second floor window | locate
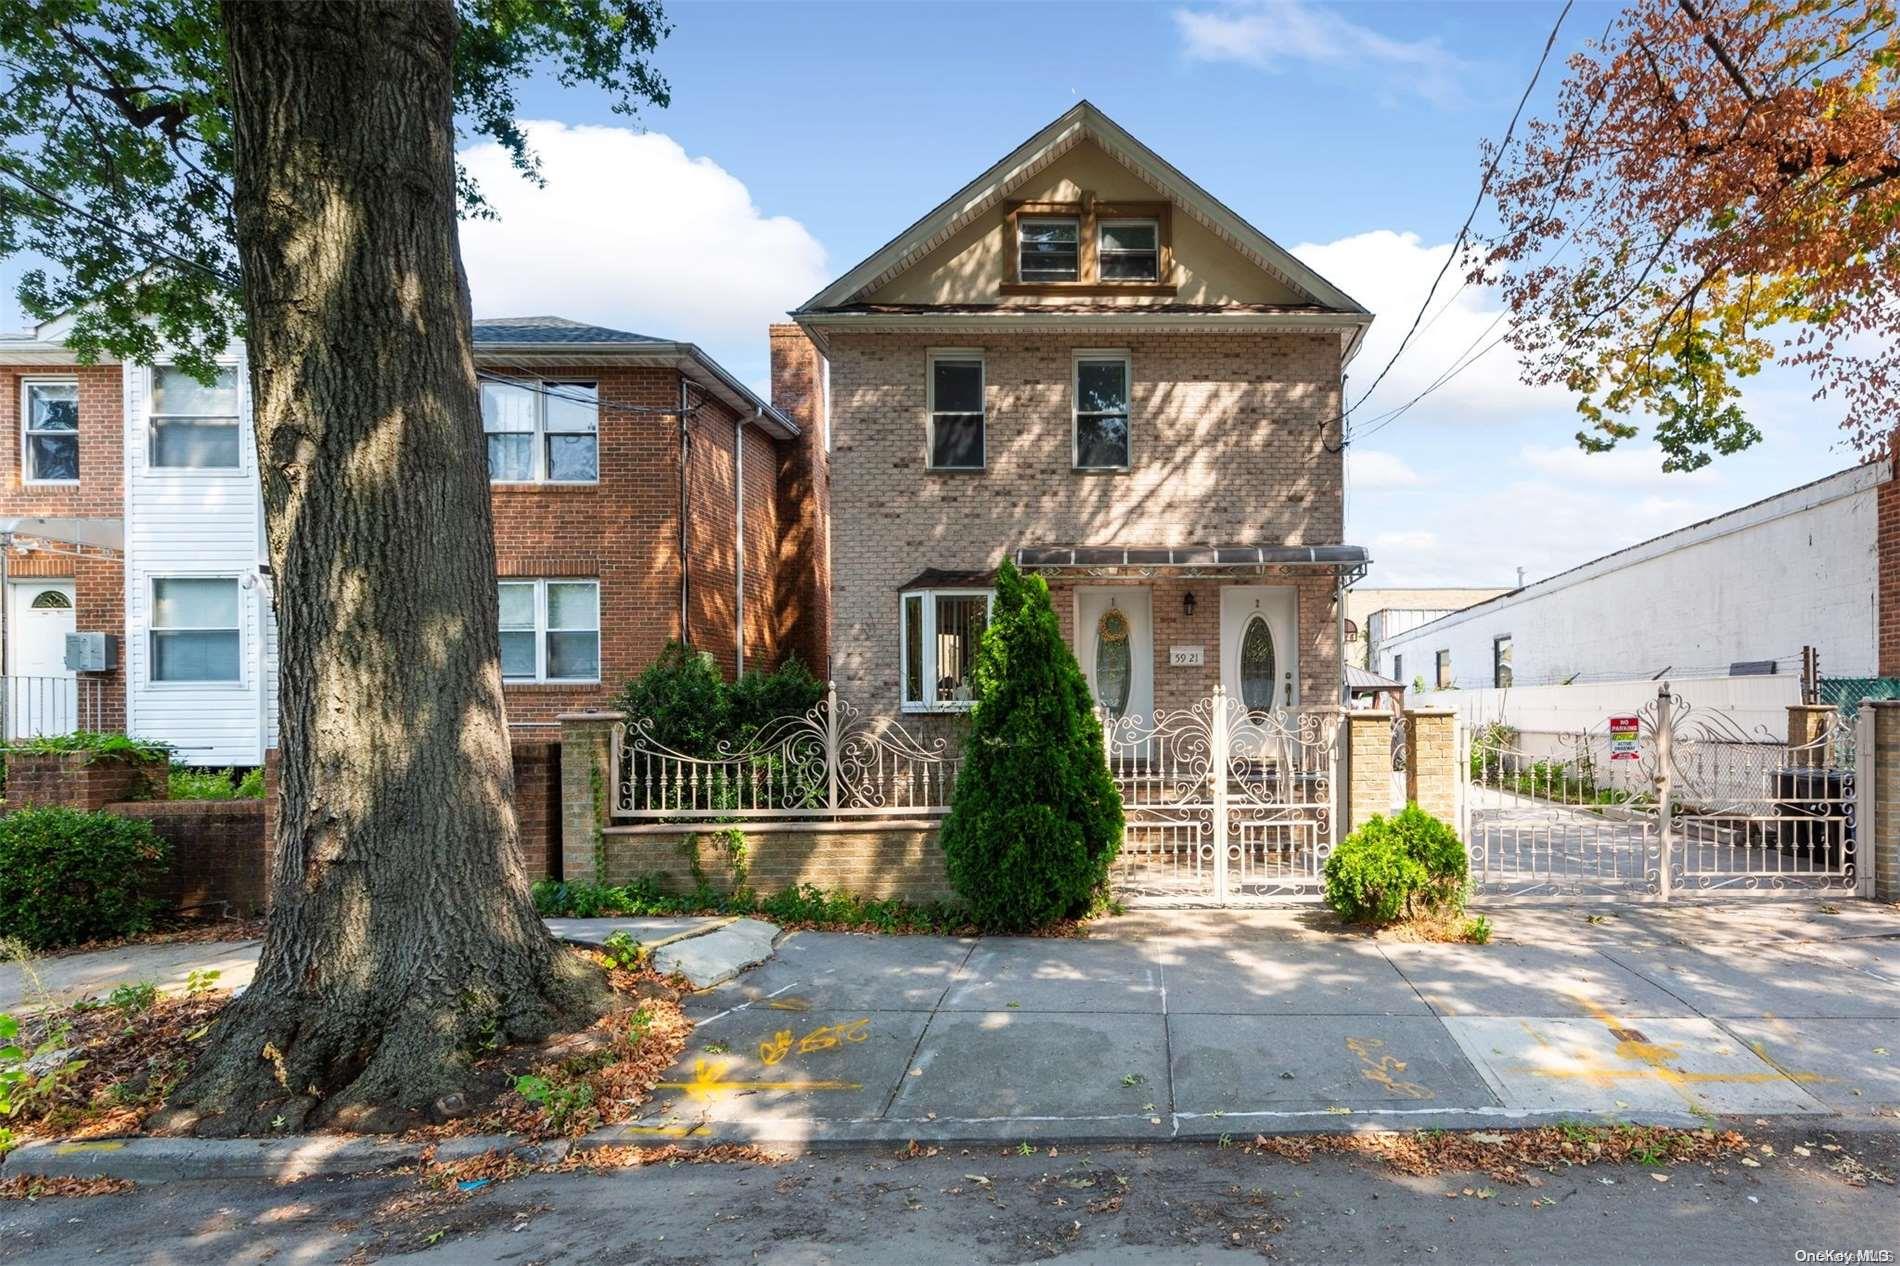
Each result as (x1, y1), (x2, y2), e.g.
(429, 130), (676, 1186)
(902, 588), (991, 711)
(1018, 218), (1079, 281)
(482, 379), (599, 483)
(151, 577), (240, 683)
(1074, 354), (1130, 470)
(928, 353), (984, 469)
(151, 367), (240, 469)
(499, 578), (601, 682)
(23, 380), (79, 482)
(1099, 221), (1159, 280)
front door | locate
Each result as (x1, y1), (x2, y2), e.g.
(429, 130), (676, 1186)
(1076, 587), (1153, 727)
(1219, 585), (1298, 717)
(6, 581), (77, 738)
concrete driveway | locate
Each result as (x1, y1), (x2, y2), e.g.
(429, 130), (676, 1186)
(626, 900), (1900, 1146)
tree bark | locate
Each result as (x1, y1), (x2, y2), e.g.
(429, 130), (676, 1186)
(167, 0), (610, 1132)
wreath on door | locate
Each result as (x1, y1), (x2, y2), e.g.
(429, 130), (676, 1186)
(1097, 607), (1129, 645)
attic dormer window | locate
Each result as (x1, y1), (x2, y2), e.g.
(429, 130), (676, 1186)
(1100, 221), (1159, 280)
(1018, 218), (1079, 282)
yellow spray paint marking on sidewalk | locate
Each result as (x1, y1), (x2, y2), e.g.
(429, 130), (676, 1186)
(759, 1018), (871, 1066)
(1346, 1036), (1434, 1099)
(657, 1058), (862, 1100)
(1527, 996), (1829, 1098)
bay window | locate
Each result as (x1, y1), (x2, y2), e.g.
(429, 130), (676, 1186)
(482, 378), (598, 483)
(499, 579), (600, 683)
(901, 588), (992, 711)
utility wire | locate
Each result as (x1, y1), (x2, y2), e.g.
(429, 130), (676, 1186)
(1322, 0), (1574, 452)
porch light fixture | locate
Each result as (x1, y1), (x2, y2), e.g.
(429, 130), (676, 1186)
(1182, 590), (1196, 618)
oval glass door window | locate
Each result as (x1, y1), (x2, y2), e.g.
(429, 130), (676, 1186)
(1238, 614), (1276, 714)
(1094, 608), (1132, 717)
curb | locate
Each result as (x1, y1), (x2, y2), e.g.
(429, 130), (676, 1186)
(1, 1133), (567, 1185)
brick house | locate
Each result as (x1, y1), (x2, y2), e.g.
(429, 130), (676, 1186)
(783, 101), (1370, 735)
(0, 313), (828, 762)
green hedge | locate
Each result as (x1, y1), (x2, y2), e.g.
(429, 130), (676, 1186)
(0, 807), (170, 948)
(1322, 803), (1467, 925)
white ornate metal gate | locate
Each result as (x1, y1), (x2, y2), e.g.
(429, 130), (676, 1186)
(1104, 687), (1338, 904)
(1460, 686), (1863, 899)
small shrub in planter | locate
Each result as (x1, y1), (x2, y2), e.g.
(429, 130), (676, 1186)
(1322, 803), (1468, 926)
(940, 561), (1123, 931)
(0, 807), (170, 948)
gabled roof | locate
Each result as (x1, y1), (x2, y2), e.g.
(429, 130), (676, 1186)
(798, 100), (1370, 324)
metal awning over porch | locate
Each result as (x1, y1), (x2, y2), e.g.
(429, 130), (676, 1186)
(1014, 543), (1369, 585)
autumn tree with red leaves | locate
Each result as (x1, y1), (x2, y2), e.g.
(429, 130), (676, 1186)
(1483, 0), (1898, 470)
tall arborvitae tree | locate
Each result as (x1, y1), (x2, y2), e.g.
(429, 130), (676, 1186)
(0, 0), (671, 1129)
(940, 561), (1123, 931)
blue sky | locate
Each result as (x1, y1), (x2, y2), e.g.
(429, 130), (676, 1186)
(1, 0), (1868, 587)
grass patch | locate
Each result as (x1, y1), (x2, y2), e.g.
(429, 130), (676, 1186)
(166, 767), (264, 801)
(531, 877), (1077, 937)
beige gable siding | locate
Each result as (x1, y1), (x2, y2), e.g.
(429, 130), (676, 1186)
(863, 140), (1309, 308)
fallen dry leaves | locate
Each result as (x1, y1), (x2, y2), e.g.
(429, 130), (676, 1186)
(0, 1175), (134, 1200)
(1242, 1125), (1749, 1184)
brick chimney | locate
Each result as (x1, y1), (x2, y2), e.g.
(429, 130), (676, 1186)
(771, 323), (830, 677)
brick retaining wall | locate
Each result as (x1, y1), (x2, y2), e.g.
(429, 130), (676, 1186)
(599, 822), (952, 901)
(107, 799), (269, 916)
(7, 751), (167, 810)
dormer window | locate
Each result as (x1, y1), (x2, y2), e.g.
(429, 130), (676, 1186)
(1099, 221), (1159, 281)
(1018, 218), (1079, 282)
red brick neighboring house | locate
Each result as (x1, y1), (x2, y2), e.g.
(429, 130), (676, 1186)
(0, 313), (829, 758)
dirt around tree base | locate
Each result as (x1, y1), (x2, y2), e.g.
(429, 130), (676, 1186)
(10, 946), (689, 1148)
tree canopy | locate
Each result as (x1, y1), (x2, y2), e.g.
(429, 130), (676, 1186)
(1483, 0), (1899, 470)
(0, 0), (670, 374)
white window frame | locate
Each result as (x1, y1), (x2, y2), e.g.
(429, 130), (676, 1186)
(1017, 216), (1080, 282)
(1072, 349), (1132, 472)
(925, 349), (985, 471)
(483, 378), (600, 485)
(1435, 649), (1452, 690)
(20, 376), (80, 486)
(1098, 218), (1160, 282)
(147, 574), (245, 688)
(1493, 635), (1514, 689)
(499, 578), (601, 684)
(148, 363), (243, 472)
(900, 587), (994, 713)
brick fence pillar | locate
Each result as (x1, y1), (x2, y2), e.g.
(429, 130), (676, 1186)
(558, 711), (619, 886)
(1787, 704), (1837, 767)
(1344, 710), (1396, 834)
(1404, 708), (1458, 824)
(1869, 702), (1900, 901)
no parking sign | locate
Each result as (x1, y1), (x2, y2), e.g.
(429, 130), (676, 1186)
(1608, 715), (1640, 759)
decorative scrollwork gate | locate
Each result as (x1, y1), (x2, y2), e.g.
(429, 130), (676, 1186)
(1103, 686), (1338, 904)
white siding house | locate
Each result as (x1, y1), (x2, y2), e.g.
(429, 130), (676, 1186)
(121, 356), (276, 766)
(1379, 462), (1885, 732)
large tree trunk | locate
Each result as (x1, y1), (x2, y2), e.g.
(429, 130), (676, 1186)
(166, 0), (610, 1134)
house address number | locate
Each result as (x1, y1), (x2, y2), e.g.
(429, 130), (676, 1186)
(1169, 644), (1205, 667)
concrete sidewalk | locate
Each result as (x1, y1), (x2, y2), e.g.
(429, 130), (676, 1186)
(627, 900), (1900, 1146)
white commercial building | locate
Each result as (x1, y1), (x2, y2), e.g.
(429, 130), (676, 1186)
(1378, 463), (1886, 736)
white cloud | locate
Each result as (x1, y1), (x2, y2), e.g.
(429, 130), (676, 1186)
(1518, 443), (1723, 488)
(456, 122), (829, 384)
(1175, 1), (1467, 107)
(1348, 449), (1425, 489)
(1292, 229), (1545, 429)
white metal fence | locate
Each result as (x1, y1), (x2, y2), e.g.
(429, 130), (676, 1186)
(1, 675), (105, 741)
(1460, 685), (1862, 898)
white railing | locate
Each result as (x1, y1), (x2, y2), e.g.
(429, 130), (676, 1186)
(1, 675), (106, 741)
(612, 683), (960, 822)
